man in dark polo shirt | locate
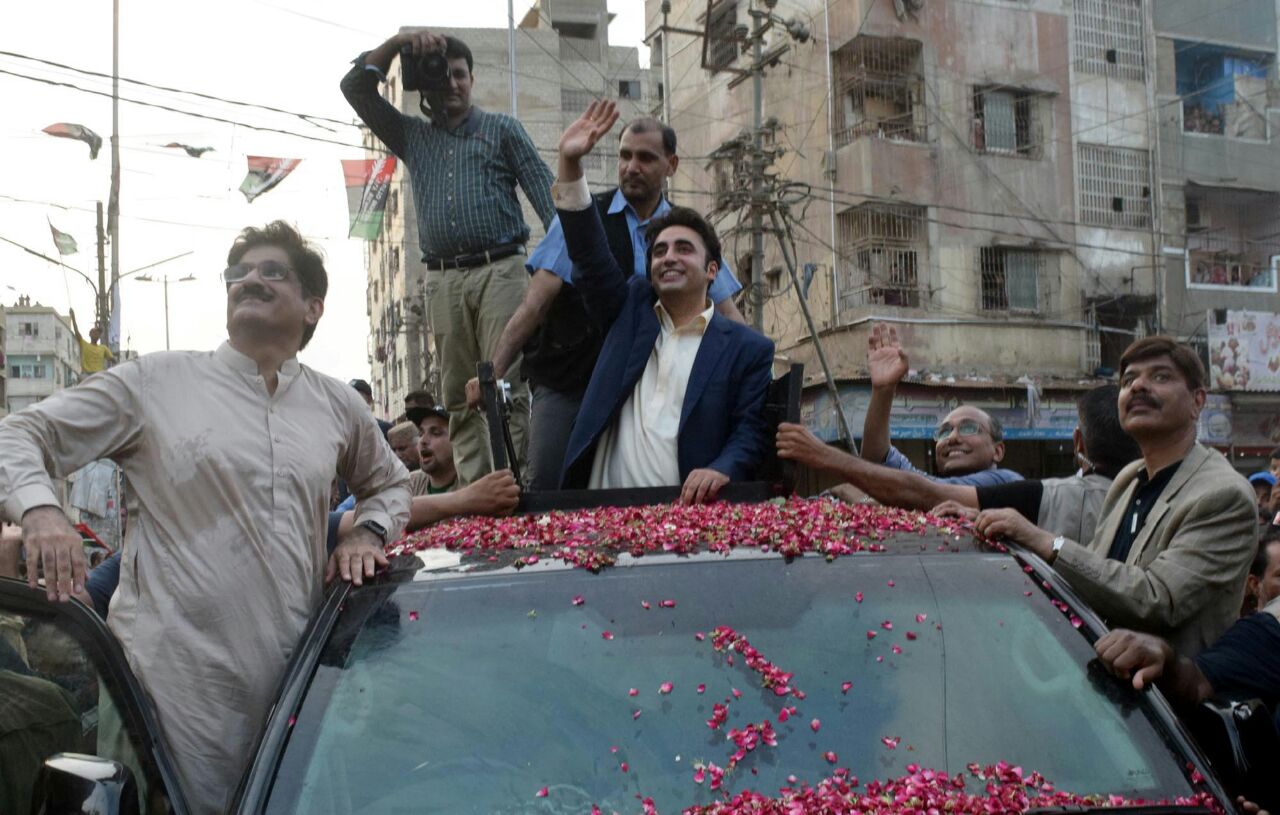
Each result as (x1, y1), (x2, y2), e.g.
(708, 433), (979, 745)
(976, 337), (1258, 656)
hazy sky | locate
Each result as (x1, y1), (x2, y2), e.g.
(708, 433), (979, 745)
(0, 0), (646, 379)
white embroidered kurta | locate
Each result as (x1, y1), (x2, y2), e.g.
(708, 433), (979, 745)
(0, 342), (411, 814)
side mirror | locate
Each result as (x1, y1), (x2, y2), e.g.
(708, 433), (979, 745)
(33, 753), (140, 815)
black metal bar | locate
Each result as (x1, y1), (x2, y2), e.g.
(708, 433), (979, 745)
(476, 361), (509, 472)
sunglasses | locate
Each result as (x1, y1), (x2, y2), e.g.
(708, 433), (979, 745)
(933, 419), (987, 442)
(223, 259), (293, 286)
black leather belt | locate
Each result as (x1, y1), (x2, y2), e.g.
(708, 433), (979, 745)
(424, 243), (525, 270)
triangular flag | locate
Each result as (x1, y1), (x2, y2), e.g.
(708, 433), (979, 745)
(42, 123), (103, 159)
(342, 157), (397, 240)
(239, 156), (302, 203)
(48, 222), (78, 255)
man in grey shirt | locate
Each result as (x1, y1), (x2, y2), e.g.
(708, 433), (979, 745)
(0, 221), (411, 814)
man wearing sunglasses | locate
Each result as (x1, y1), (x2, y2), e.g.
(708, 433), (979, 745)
(0, 220), (412, 814)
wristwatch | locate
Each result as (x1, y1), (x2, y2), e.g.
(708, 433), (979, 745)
(1050, 535), (1066, 563)
(357, 520), (388, 545)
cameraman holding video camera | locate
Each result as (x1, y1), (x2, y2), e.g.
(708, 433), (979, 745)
(341, 30), (555, 485)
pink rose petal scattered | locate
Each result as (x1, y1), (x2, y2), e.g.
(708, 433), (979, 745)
(408, 611), (419, 621)
(823, 751), (838, 764)
(697, 683), (706, 694)
(810, 718), (821, 732)
(601, 630), (614, 640)
(571, 595), (585, 606)
(841, 681), (853, 694)
(855, 591), (864, 603)
(882, 736), (901, 749)
(632, 709), (642, 720)
(535, 786), (548, 798)
(1069, 615), (1083, 629)
(659, 682), (674, 694)
(659, 599), (676, 608)
(891, 644), (904, 655)
(915, 613), (927, 623)
(880, 620), (893, 630)
(629, 688), (638, 696)
(866, 630), (877, 640)
(641, 600), (651, 609)
(906, 631), (918, 640)
(695, 631), (706, 641)
(887, 580), (896, 587)
(620, 762), (629, 773)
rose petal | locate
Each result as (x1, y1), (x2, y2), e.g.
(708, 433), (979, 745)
(601, 630), (614, 640)
(629, 688), (638, 697)
(906, 631), (918, 640)
(855, 591), (864, 603)
(697, 683), (706, 694)
(810, 718), (821, 732)
(408, 611), (419, 621)
(882, 736), (901, 749)
(891, 644), (903, 654)
(620, 762), (629, 772)
(866, 630), (877, 640)
(915, 613), (927, 623)
(572, 595), (585, 606)
(659, 682), (674, 694)
(535, 786), (548, 798)
(881, 620), (893, 630)
(823, 751), (838, 764)
(841, 681), (853, 694)
(887, 580), (896, 587)
(632, 709), (641, 720)
(659, 600), (676, 608)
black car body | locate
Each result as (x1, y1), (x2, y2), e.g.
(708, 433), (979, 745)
(0, 505), (1236, 814)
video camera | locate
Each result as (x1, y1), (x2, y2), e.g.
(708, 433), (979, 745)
(399, 45), (451, 93)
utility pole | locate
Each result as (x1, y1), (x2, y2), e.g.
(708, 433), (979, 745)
(661, 1), (673, 123)
(108, 0), (121, 343)
(507, 0), (518, 117)
(96, 202), (108, 334)
(134, 273), (196, 350)
(748, 3), (766, 332)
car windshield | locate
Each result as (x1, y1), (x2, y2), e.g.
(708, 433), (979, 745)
(264, 547), (1194, 814)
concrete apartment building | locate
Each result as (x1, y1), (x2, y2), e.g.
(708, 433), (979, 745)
(359, 0), (651, 421)
(648, 0), (1280, 474)
(4, 296), (80, 415)
(0, 305), (6, 420)
(1151, 0), (1280, 468)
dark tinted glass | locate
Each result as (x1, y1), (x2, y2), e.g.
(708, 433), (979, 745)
(265, 551), (1193, 814)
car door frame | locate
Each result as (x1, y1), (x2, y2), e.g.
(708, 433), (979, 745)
(0, 575), (193, 814)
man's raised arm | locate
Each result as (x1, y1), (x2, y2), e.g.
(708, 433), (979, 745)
(340, 30), (447, 159)
(553, 100), (628, 331)
(861, 323), (909, 464)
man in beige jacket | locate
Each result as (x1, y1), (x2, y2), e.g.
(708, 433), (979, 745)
(977, 336), (1257, 657)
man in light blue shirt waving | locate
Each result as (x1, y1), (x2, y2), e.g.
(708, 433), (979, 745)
(465, 117), (745, 490)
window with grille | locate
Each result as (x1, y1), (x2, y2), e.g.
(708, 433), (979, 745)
(1073, 0), (1145, 82)
(832, 36), (926, 147)
(979, 247), (1043, 312)
(973, 87), (1038, 157)
(561, 89), (595, 119)
(706, 1), (739, 72)
(618, 80), (642, 100)
(1077, 143), (1152, 229)
(18, 322), (37, 337)
(836, 203), (927, 312)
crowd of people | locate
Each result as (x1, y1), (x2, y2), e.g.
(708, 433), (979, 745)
(0, 28), (1275, 815)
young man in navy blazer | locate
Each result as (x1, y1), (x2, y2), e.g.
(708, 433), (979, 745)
(552, 101), (775, 503)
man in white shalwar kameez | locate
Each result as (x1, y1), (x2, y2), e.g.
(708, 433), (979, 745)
(0, 220), (411, 814)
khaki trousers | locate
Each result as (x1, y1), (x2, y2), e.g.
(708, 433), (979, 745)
(425, 253), (530, 485)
